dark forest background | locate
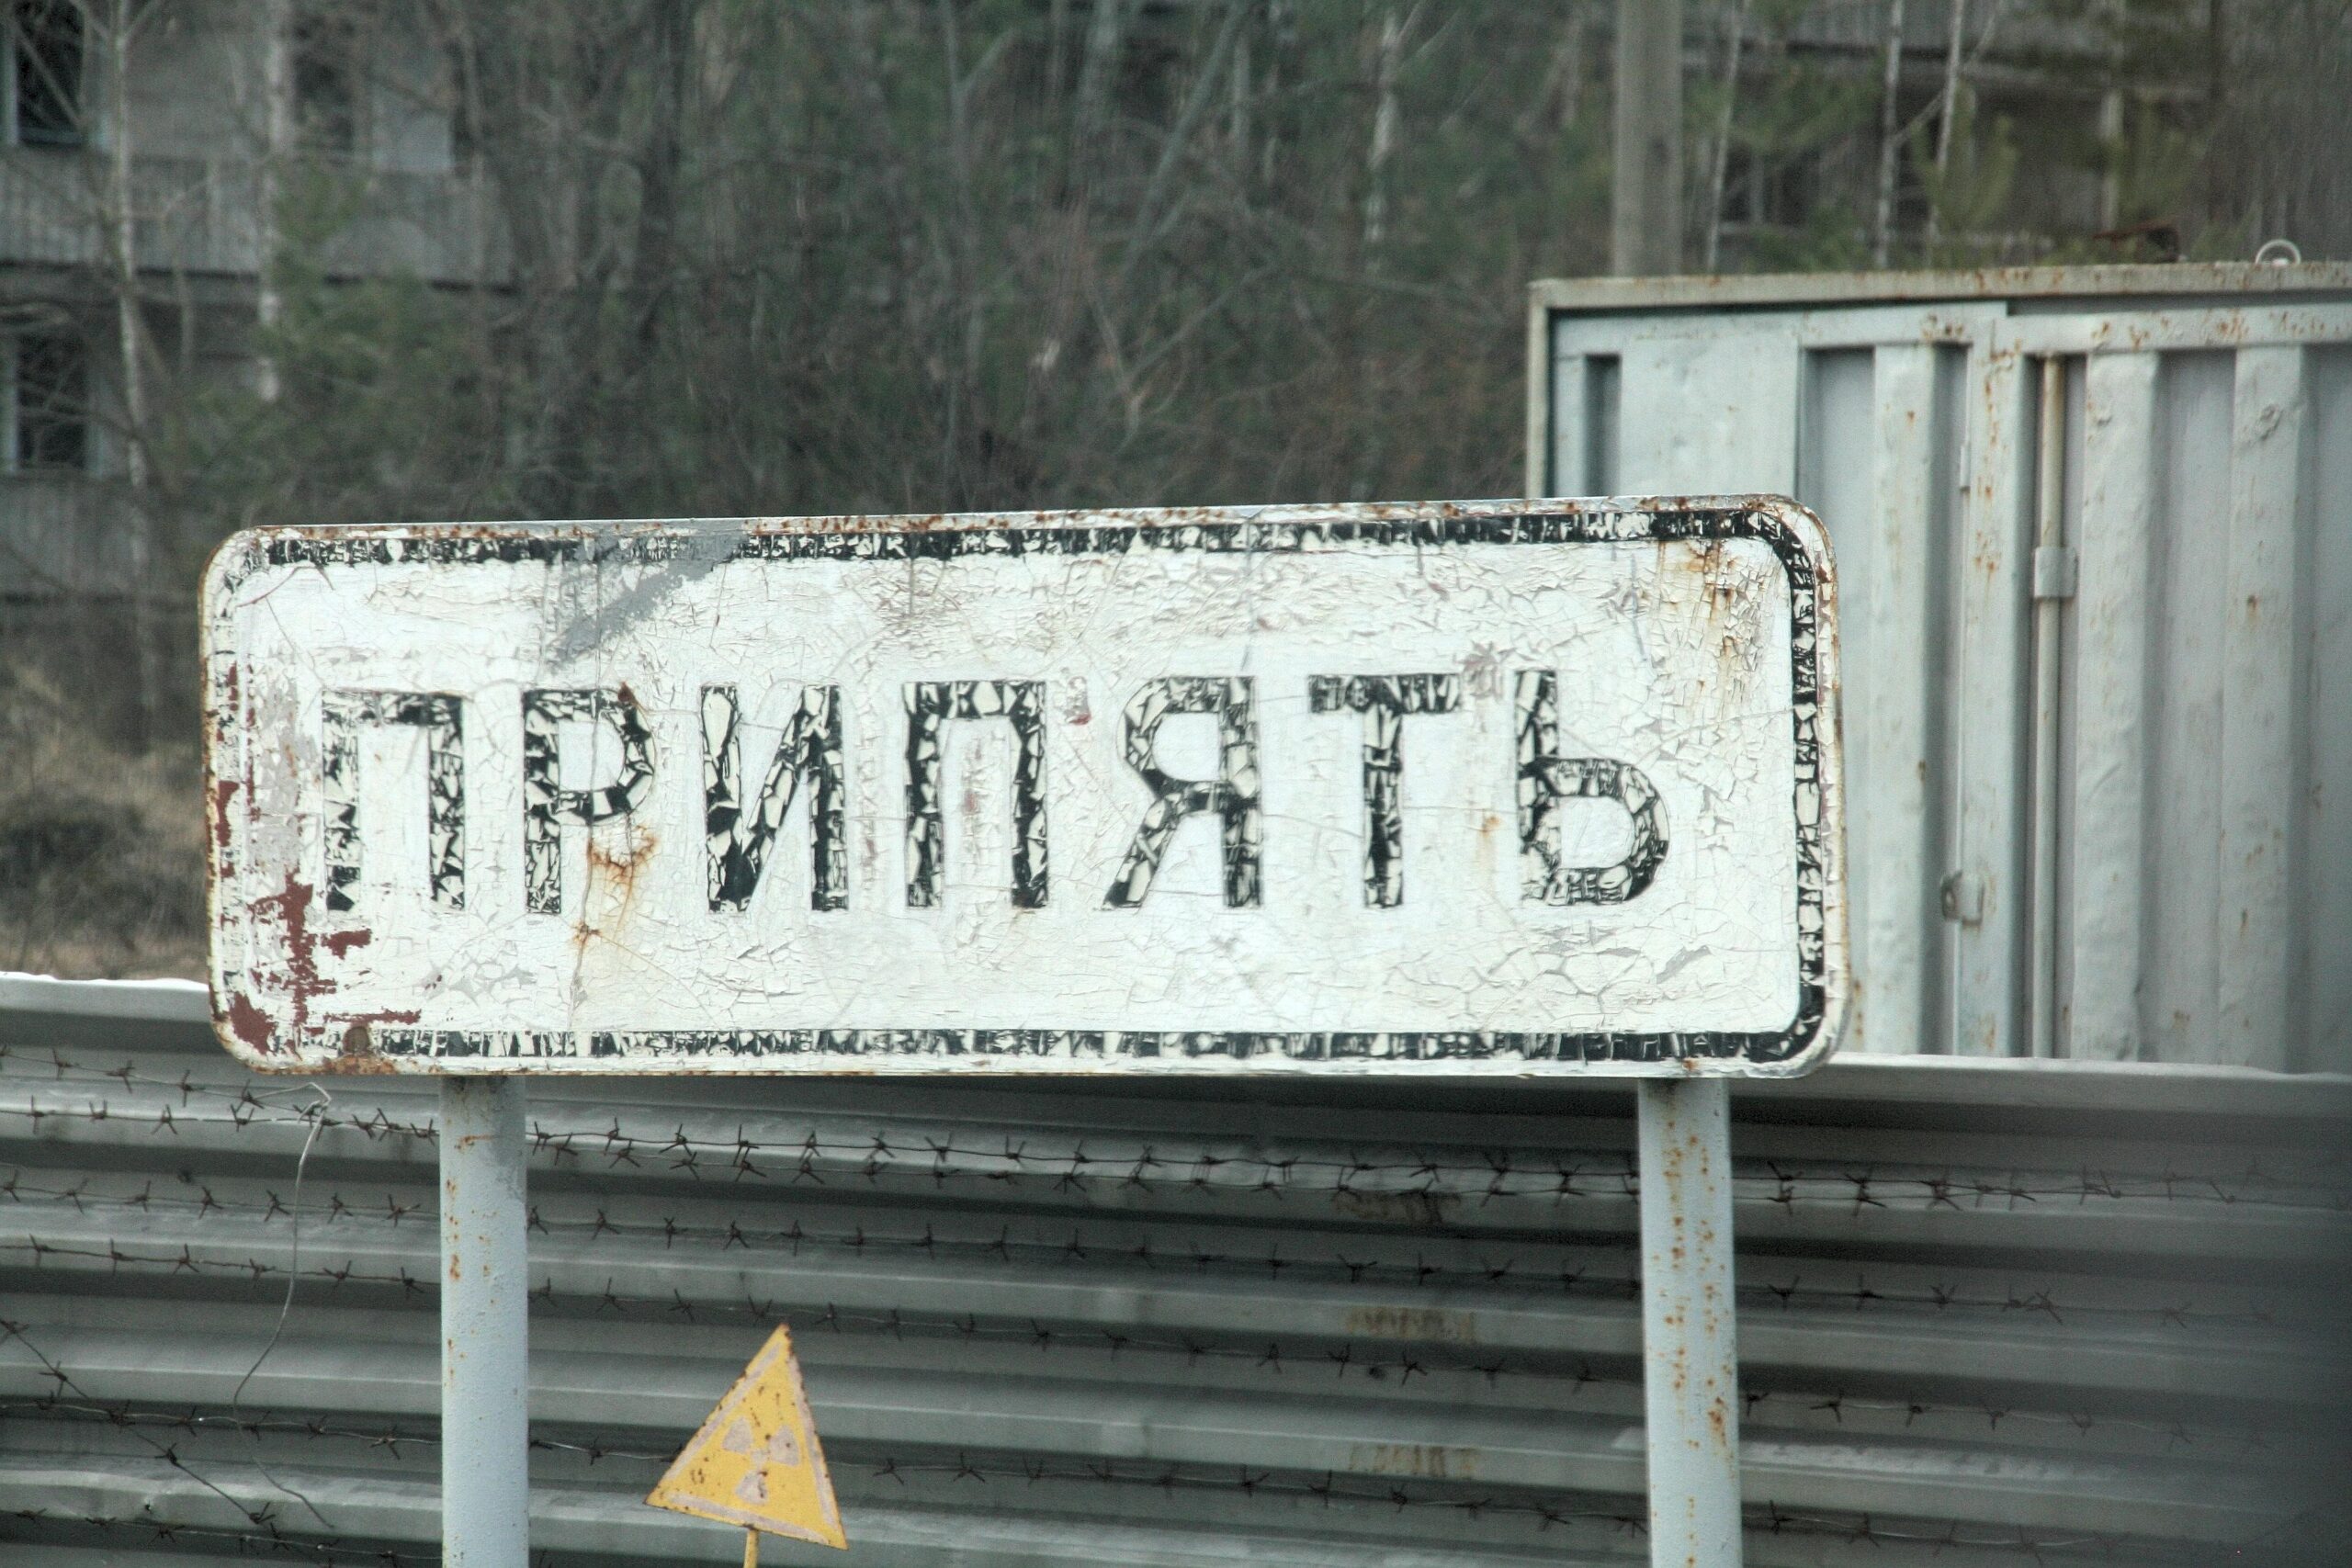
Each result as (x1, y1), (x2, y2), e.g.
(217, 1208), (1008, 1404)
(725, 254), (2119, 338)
(4, 0), (2348, 976)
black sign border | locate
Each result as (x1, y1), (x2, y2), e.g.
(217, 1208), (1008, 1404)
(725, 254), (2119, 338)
(207, 502), (1836, 1074)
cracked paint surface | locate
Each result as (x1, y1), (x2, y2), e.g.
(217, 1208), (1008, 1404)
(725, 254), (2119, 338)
(704, 682), (847, 912)
(322, 690), (465, 911)
(904, 680), (1046, 909)
(201, 499), (1847, 1076)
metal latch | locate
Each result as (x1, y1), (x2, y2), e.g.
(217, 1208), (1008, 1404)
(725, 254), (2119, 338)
(1939, 870), (1984, 925)
(2032, 545), (2078, 601)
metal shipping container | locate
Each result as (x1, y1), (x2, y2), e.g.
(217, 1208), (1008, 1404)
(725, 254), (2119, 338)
(1530, 264), (2352, 1070)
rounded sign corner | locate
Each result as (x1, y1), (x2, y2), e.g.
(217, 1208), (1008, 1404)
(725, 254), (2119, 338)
(1758, 990), (1849, 1079)
(1746, 494), (1839, 591)
(199, 527), (279, 611)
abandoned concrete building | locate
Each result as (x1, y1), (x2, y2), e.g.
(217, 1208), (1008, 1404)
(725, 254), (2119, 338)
(1, 0), (502, 736)
(0, 0), (2168, 744)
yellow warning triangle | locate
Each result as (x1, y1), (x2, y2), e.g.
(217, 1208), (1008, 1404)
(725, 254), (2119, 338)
(646, 1325), (847, 1550)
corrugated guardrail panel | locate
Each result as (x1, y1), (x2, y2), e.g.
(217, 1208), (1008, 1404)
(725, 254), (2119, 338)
(2, 980), (2346, 1567)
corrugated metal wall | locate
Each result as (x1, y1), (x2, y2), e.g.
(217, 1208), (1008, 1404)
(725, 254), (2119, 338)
(4, 976), (2346, 1565)
(1531, 265), (2352, 1069)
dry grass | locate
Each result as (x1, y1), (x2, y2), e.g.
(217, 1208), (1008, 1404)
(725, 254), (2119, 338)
(0, 665), (206, 980)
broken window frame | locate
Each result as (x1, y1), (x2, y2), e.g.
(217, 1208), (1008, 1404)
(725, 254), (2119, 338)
(6, 331), (91, 474)
(291, 4), (362, 158)
(7, 0), (85, 149)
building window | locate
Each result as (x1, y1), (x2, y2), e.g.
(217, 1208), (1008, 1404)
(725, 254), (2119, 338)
(447, 43), (477, 170)
(292, 7), (358, 155)
(9, 0), (84, 147)
(10, 333), (88, 472)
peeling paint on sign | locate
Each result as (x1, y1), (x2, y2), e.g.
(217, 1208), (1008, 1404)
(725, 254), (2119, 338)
(645, 1325), (845, 1550)
(202, 499), (1847, 1076)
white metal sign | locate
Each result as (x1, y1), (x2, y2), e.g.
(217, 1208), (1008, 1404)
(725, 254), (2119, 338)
(203, 499), (1844, 1075)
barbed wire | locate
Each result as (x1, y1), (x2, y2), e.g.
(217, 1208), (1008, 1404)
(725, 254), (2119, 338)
(11, 1043), (2351, 1206)
(5, 1507), (430, 1566)
(11, 1386), (2253, 1472)
(2, 1132), (2324, 1336)
(4, 1055), (2346, 1218)
(0, 1395), (2165, 1560)
(2, 1044), (2335, 1567)
(0, 1170), (2314, 1337)
(0, 1276), (2297, 1459)
(4, 1389), (2239, 1564)
(0, 1319), (295, 1536)
(3, 1299), (2303, 1568)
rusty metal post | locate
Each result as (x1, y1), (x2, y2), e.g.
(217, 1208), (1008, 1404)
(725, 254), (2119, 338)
(441, 1077), (529, 1566)
(1637, 1078), (1742, 1566)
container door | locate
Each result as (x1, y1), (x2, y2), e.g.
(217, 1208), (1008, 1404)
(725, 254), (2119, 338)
(1549, 306), (2001, 1059)
(1980, 306), (2352, 1071)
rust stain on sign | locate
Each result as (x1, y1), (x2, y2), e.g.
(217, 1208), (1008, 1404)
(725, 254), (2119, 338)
(579, 824), (660, 950)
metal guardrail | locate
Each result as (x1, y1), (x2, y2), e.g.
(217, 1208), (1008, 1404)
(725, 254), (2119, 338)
(1, 974), (2346, 1565)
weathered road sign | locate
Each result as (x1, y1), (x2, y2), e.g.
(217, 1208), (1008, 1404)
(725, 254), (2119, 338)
(204, 499), (1845, 1076)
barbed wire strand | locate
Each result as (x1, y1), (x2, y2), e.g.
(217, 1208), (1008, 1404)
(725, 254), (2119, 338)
(0, 1167), (2314, 1335)
(4, 1047), (2345, 1214)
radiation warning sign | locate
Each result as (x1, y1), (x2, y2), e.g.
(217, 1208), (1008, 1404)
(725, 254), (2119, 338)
(647, 1325), (845, 1551)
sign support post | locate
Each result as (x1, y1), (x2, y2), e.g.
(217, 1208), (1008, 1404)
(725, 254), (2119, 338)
(1637, 1077), (1743, 1567)
(439, 1077), (531, 1568)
